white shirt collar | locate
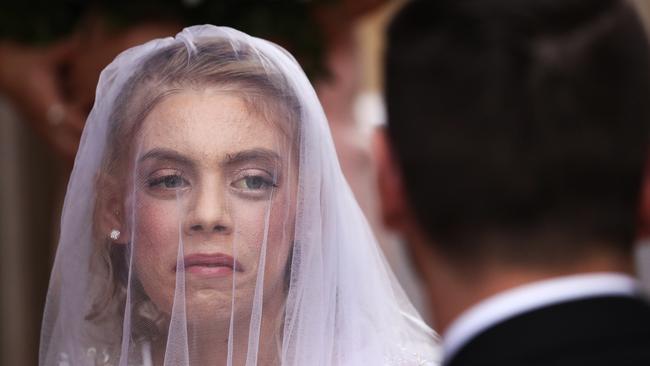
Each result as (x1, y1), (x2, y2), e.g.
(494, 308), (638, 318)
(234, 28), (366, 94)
(442, 272), (639, 362)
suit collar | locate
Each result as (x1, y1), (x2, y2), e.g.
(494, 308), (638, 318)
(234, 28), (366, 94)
(442, 272), (639, 363)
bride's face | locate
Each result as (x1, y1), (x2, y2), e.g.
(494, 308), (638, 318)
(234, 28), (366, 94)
(129, 88), (296, 323)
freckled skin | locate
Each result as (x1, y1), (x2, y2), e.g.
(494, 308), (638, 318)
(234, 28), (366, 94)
(130, 89), (296, 324)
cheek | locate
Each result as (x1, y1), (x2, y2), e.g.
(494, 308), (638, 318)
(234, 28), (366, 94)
(268, 194), (295, 251)
(135, 196), (182, 253)
(230, 199), (272, 251)
(132, 193), (182, 302)
(230, 191), (294, 270)
(267, 198), (294, 281)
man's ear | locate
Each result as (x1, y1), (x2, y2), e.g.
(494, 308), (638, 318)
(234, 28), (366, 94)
(95, 173), (129, 245)
(373, 127), (412, 233)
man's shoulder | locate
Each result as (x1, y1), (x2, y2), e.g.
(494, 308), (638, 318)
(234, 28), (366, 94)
(447, 295), (650, 366)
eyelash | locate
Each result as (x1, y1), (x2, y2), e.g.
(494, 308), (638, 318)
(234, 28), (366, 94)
(144, 170), (278, 195)
(231, 173), (278, 191)
(147, 173), (189, 189)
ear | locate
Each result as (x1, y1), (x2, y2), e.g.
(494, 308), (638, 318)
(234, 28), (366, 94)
(373, 127), (412, 233)
(95, 173), (129, 245)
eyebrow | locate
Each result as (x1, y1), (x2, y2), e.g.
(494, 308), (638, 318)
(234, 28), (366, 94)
(138, 148), (196, 169)
(223, 148), (281, 167)
(138, 147), (281, 168)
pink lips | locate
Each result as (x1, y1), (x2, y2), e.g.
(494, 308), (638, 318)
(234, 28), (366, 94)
(177, 253), (243, 277)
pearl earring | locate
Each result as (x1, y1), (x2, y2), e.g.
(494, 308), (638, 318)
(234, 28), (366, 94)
(109, 229), (121, 241)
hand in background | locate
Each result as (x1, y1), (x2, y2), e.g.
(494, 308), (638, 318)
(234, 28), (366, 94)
(0, 37), (85, 161)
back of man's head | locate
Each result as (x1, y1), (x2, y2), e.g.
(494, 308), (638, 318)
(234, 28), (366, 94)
(385, 0), (650, 268)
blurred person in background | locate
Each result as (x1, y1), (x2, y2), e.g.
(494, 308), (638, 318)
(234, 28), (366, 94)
(314, 0), (429, 320)
(378, 0), (650, 364)
(0, 1), (426, 364)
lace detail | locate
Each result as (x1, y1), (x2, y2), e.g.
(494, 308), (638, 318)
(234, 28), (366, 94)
(56, 344), (150, 366)
(383, 343), (439, 365)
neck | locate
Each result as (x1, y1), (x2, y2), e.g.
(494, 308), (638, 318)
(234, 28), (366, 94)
(151, 296), (284, 366)
(418, 244), (634, 334)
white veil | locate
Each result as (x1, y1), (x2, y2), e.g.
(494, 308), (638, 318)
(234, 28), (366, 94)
(39, 25), (439, 366)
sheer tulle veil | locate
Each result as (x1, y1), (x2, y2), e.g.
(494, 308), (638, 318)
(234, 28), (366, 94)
(39, 25), (439, 366)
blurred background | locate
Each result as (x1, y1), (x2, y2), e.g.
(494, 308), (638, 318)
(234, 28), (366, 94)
(1, 1), (650, 365)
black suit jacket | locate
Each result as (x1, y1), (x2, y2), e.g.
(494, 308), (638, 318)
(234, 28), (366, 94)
(446, 296), (650, 366)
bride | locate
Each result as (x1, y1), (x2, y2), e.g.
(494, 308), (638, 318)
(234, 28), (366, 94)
(39, 25), (438, 366)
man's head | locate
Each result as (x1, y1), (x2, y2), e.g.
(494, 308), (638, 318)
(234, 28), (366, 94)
(380, 0), (650, 272)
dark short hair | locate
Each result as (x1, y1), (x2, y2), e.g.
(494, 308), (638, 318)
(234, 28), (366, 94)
(385, 0), (650, 265)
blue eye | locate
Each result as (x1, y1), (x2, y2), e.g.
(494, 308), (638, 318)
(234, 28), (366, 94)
(148, 174), (188, 189)
(162, 175), (185, 188)
(245, 176), (266, 189)
(232, 175), (276, 191)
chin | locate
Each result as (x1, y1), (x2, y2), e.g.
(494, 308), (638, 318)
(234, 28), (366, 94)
(183, 288), (255, 323)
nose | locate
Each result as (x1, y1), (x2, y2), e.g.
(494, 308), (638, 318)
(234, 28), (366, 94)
(184, 174), (232, 235)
